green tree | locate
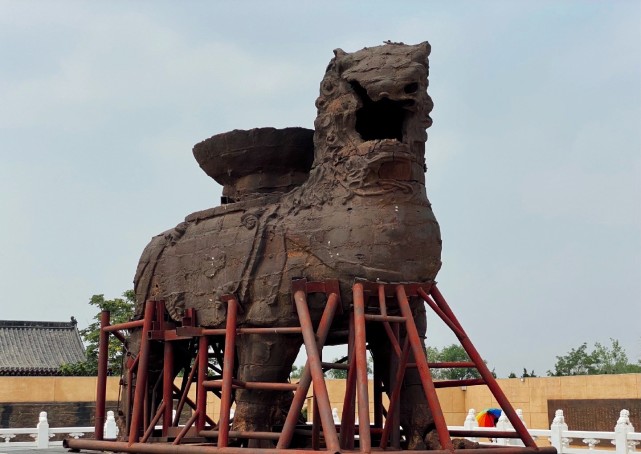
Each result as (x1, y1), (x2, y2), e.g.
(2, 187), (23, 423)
(522, 368), (537, 378)
(290, 364), (304, 379)
(427, 344), (481, 380)
(547, 339), (641, 376)
(59, 290), (135, 376)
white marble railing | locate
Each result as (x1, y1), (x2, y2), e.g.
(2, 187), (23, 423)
(1, 407), (639, 452)
(0, 410), (118, 449)
(449, 408), (640, 454)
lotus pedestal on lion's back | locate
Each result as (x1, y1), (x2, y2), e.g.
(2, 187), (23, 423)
(130, 42), (442, 449)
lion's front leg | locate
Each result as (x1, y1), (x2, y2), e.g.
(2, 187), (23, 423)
(232, 333), (302, 448)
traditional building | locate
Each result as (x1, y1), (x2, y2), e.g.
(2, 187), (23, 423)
(0, 318), (85, 376)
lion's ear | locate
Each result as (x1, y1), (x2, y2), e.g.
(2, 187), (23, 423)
(330, 48), (352, 74)
(412, 41), (431, 65)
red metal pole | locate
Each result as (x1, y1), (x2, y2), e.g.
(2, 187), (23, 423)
(373, 284), (386, 430)
(429, 285), (538, 448)
(172, 410), (199, 445)
(128, 301), (155, 444)
(218, 297), (238, 448)
(276, 293), (339, 449)
(94, 310), (110, 440)
(163, 341), (174, 436)
(293, 288), (340, 453)
(311, 396), (320, 451)
(103, 319), (145, 332)
(197, 335), (209, 432)
(353, 282), (371, 452)
(380, 337), (410, 449)
(340, 312), (357, 450)
(141, 402), (165, 443)
(172, 384), (216, 427)
(390, 322), (401, 448)
(174, 357), (198, 425)
(396, 285), (452, 450)
(66, 438), (559, 454)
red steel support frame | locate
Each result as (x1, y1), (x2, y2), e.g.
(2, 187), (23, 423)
(217, 296), (238, 448)
(277, 291), (340, 449)
(197, 335), (209, 433)
(162, 341), (173, 436)
(129, 301), (156, 444)
(73, 279), (551, 454)
(352, 283), (371, 452)
(94, 310), (110, 440)
(396, 284), (453, 450)
(424, 285), (538, 448)
(293, 285), (341, 453)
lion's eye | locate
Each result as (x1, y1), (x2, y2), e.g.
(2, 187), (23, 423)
(404, 82), (418, 94)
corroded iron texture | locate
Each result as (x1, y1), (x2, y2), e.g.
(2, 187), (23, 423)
(132, 42), (442, 447)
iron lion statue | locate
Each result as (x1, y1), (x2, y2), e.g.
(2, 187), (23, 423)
(129, 41), (443, 449)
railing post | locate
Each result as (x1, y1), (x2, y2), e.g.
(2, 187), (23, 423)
(551, 409), (568, 454)
(614, 409), (634, 454)
(104, 410), (119, 439)
(506, 409), (526, 446)
(463, 409), (479, 442)
(496, 411), (510, 446)
(36, 411), (50, 449)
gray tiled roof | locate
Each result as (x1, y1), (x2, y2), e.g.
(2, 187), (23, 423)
(0, 318), (86, 375)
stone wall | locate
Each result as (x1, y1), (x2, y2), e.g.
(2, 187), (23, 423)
(0, 402), (118, 441)
(0, 374), (639, 431)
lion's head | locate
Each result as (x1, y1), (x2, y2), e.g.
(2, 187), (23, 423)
(310, 42), (433, 199)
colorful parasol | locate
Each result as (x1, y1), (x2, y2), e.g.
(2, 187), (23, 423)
(476, 408), (502, 427)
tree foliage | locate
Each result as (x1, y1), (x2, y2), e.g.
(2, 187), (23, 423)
(325, 355), (373, 379)
(508, 368), (537, 379)
(426, 344), (481, 380)
(547, 339), (641, 376)
(59, 290), (135, 376)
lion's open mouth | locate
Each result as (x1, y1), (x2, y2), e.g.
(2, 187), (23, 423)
(350, 81), (414, 143)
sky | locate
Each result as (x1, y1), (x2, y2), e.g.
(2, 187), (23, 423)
(1, 1), (639, 378)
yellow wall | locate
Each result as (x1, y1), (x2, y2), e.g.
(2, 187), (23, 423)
(0, 376), (121, 403)
(460, 374), (641, 429)
(1, 374), (638, 430)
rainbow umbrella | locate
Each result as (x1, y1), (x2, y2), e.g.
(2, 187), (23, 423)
(476, 408), (502, 427)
